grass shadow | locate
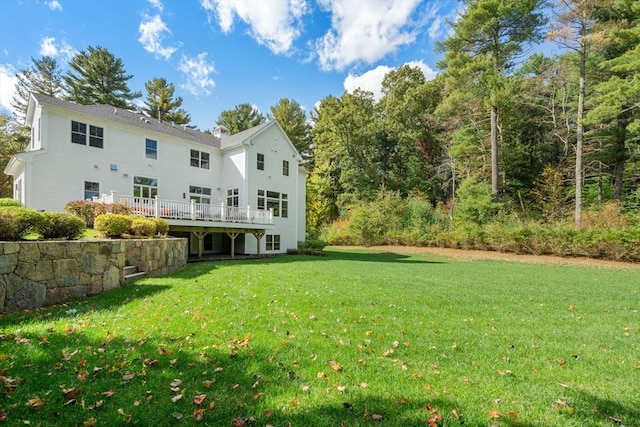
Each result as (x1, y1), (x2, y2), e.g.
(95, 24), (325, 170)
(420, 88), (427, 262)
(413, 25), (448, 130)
(0, 283), (171, 328)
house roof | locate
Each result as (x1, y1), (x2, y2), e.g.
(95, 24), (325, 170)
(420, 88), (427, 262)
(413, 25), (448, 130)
(27, 93), (302, 161)
(29, 93), (222, 148)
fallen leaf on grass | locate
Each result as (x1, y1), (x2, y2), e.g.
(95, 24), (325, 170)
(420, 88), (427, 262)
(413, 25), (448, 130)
(193, 394), (207, 405)
(171, 394), (183, 403)
(26, 396), (45, 410)
(489, 410), (501, 419)
(102, 390), (115, 397)
(173, 412), (183, 420)
(83, 417), (96, 426)
(328, 360), (343, 371)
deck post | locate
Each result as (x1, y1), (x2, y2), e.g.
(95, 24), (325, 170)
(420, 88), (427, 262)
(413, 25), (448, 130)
(192, 231), (207, 260)
(221, 202), (226, 221)
(190, 200), (196, 220)
(227, 232), (239, 259)
(253, 232), (264, 257)
(154, 196), (160, 218)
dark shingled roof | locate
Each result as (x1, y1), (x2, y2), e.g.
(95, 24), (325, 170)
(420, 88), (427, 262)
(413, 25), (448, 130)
(31, 93), (222, 148)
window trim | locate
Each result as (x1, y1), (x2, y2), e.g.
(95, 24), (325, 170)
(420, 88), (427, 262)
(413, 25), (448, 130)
(266, 234), (281, 251)
(190, 149), (210, 169)
(145, 138), (158, 159)
(84, 181), (100, 201)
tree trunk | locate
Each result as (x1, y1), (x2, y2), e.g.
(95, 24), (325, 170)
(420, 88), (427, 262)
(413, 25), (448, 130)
(575, 53), (585, 228)
(612, 114), (627, 200)
(491, 105), (499, 201)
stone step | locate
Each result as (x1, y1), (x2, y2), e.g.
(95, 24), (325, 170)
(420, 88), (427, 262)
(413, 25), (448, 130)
(123, 265), (138, 275)
(124, 271), (147, 284)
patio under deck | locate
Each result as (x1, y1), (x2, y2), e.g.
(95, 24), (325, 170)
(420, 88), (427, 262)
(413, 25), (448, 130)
(95, 192), (274, 259)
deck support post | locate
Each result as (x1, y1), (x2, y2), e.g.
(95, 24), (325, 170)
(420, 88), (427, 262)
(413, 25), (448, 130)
(226, 232), (239, 259)
(252, 231), (265, 257)
(192, 231), (207, 260)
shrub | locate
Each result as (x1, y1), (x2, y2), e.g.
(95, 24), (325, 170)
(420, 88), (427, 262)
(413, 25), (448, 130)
(65, 200), (98, 227)
(129, 217), (157, 237)
(0, 198), (22, 207)
(66, 201), (132, 228)
(455, 176), (503, 225)
(95, 214), (132, 238)
(38, 212), (86, 240)
(152, 218), (169, 236)
(0, 207), (41, 240)
(109, 203), (132, 215)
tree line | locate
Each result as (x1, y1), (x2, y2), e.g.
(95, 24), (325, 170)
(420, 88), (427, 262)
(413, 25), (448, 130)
(1, 0), (638, 235)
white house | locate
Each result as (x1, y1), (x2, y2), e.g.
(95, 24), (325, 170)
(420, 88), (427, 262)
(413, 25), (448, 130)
(4, 93), (306, 257)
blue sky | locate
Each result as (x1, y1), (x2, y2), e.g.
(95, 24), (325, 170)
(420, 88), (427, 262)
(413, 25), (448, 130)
(0, 0), (460, 130)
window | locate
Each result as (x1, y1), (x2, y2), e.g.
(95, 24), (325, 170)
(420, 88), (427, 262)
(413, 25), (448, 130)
(257, 189), (265, 210)
(189, 185), (211, 203)
(227, 188), (239, 207)
(14, 179), (22, 203)
(71, 121), (103, 148)
(257, 153), (265, 170)
(71, 121), (86, 145)
(281, 193), (288, 218)
(145, 139), (157, 159)
(266, 234), (281, 251)
(190, 149), (210, 169)
(84, 181), (100, 200)
(257, 190), (288, 217)
(133, 176), (158, 198)
(89, 125), (103, 148)
(283, 160), (289, 176)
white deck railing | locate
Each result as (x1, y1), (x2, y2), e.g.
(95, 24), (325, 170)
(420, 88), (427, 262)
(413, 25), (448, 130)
(94, 192), (273, 225)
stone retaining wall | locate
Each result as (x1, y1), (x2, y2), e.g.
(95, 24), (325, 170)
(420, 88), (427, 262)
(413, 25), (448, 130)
(0, 238), (187, 313)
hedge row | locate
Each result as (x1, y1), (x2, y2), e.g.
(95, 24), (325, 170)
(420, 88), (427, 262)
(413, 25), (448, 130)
(94, 214), (169, 238)
(0, 206), (86, 241)
(65, 200), (132, 228)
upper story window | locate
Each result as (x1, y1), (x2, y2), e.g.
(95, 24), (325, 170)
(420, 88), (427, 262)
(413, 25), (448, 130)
(71, 120), (103, 148)
(190, 149), (210, 169)
(227, 188), (239, 207)
(189, 185), (212, 204)
(145, 139), (157, 159)
(71, 121), (86, 145)
(283, 160), (289, 176)
(257, 153), (265, 170)
(89, 125), (103, 148)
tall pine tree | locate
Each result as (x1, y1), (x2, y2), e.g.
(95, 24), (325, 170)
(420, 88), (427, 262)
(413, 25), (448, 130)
(63, 46), (141, 110)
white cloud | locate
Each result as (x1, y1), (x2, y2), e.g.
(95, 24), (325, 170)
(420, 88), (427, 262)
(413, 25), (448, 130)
(178, 53), (216, 96)
(314, 0), (422, 71)
(344, 60), (437, 101)
(200, 0), (308, 55)
(344, 65), (393, 100)
(46, 0), (62, 11)
(138, 14), (178, 60)
(148, 0), (163, 11)
(0, 64), (17, 114)
(39, 36), (76, 62)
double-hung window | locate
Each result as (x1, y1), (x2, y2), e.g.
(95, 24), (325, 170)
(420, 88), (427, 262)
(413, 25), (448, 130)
(257, 153), (265, 170)
(71, 121), (87, 145)
(71, 121), (103, 148)
(283, 160), (289, 176)
(266, 234), (281, 251)
(89, 125), (103, 148)
(190, 149), (210, 169)
(146, 139), (158, 159)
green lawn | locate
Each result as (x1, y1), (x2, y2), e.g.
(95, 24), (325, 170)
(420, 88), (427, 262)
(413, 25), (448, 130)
(1, 247), (639, 426)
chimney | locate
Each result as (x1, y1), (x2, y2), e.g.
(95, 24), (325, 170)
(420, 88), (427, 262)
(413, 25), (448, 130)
(213, 125), (230, 139)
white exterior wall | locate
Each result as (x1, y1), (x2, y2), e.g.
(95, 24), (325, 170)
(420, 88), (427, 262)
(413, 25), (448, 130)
(22, 107), (222, 211)
(243, 125), (303, 253)
(7, 96), (305, 255)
